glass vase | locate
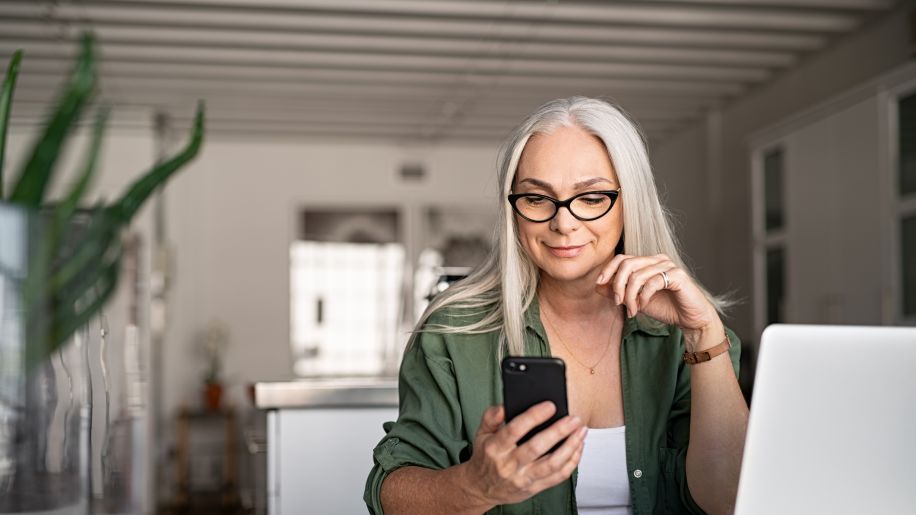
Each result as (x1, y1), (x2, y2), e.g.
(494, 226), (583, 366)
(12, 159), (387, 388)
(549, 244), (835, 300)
(0, 203), (90, 514)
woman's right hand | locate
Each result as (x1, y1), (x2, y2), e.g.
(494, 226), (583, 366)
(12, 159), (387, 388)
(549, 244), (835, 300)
(461, 401), (587, 507)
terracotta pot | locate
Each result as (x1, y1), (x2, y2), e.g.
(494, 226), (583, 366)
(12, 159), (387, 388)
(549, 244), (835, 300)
(204, 382), (224, 411)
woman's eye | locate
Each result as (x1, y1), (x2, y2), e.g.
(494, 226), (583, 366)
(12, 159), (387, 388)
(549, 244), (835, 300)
(524, 196), (546, 206)
(579, 195), (608, 206)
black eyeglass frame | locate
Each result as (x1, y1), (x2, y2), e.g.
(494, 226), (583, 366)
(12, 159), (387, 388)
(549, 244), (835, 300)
(507, 188), (622, 223)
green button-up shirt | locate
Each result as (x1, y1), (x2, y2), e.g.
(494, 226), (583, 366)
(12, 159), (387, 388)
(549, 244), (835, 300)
(364, 298), (741, 514)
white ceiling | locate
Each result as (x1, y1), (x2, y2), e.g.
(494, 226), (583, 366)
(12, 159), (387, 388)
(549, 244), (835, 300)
(0, 0), (902, 144)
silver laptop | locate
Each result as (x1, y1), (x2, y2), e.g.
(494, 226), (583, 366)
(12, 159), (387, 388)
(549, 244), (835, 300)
(735, 324), (916, 515)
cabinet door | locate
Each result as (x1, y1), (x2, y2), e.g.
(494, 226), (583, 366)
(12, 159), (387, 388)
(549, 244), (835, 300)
(270, 407), (398, 515)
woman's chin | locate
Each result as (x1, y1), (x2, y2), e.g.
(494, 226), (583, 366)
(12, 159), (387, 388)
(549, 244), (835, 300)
(539, 263), (598, 284)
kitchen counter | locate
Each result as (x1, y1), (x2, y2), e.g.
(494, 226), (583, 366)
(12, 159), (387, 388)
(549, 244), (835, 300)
(255, 377), (398, 409)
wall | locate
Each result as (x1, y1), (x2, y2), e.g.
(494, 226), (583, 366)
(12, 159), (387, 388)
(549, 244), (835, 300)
(5, 126), (499, 502)
(650, 4), (913, 345)
(163, 136), (499, 413)
(779, 96), (884, 325)
(648, 122), (715, 278)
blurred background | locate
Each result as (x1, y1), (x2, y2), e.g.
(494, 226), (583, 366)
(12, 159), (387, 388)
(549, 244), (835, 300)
(1, 0), (914, 513)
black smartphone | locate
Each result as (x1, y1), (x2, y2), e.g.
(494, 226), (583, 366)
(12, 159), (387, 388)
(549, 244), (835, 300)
(501, 356), (569, 450)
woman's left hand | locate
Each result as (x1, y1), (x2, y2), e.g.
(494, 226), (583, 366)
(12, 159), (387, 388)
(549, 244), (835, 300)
(594, 253), (719, 333)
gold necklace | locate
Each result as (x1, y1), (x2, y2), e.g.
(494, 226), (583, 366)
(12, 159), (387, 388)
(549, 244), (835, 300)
(541, 301), (615, 375)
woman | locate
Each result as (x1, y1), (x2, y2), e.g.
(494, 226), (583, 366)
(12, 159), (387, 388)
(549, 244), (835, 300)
(364, 97), (749, 515)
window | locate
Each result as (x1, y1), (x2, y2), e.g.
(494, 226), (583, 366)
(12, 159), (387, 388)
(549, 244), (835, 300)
(898, 93), (916, 197)
(763, 149), (785, 232)
(765, 247), (786, 325)
(897, 92), (916, 320)
(902, 215), (916, 316)
(290, 209), (404, 376)
(753, 146), (787, 336)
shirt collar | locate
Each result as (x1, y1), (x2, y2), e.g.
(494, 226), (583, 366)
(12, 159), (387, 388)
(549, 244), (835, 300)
(524, 294), (670, 339)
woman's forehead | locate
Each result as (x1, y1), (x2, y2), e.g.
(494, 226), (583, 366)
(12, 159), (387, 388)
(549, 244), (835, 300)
(515, 127), (618, 185)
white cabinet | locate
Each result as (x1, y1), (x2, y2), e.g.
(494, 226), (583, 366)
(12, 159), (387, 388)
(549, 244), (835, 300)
(257, 380), (398, 515)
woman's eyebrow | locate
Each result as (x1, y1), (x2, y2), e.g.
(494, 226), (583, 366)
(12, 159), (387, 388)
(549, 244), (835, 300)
(517, 178), (553, 191)
(516, 177), (615, 191)
(573, 177), (615, 189)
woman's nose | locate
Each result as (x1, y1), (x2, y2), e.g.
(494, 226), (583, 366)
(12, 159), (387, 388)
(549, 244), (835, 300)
(549, 205), (580, 233)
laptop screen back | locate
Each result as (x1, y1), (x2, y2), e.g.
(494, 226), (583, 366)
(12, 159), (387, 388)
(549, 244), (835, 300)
(735, 324), (916, 515)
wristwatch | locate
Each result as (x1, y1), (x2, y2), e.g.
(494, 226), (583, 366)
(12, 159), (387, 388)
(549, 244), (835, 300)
(683, 333), (731, 365)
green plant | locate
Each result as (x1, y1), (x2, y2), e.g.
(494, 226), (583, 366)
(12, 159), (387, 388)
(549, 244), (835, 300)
(198, 319), (229, 385)
(0, 33), (205, 370)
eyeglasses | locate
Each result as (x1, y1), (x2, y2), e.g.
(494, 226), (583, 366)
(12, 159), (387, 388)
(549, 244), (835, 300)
(507, 189), (621, 223)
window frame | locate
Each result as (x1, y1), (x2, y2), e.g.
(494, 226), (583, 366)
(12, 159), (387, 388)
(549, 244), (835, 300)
(751, 143), (789, 340)
(887, 78), (916, 325)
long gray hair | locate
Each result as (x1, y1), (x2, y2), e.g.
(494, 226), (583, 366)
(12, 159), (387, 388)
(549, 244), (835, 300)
(411, 96), (728, 356)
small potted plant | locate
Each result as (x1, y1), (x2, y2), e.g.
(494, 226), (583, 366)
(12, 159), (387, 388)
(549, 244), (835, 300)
(198, 320), (229, 412)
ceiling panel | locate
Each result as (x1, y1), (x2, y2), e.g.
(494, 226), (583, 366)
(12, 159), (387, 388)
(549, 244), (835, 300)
(0, 0), (902, 144)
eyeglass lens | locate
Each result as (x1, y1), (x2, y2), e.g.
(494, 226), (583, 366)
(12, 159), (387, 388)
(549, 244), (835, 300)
(515, 192), (614, 222)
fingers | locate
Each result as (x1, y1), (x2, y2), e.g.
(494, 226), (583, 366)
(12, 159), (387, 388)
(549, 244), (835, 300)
(526, 425), (588, 491)
(604, 254), (667, 306)
(595, 253), (628, 286)
(468, 405), (586, 505)
(636, 271), (672, 313)
(476, 405), (506, 442)
(595, 253), (683, 317)
(499, 401), (557, 447)
(622, 260), (674, 318)
(513, 414), (583, 465)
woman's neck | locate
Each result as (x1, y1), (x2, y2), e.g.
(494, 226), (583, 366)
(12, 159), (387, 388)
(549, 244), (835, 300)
(538, 273), (621, 324)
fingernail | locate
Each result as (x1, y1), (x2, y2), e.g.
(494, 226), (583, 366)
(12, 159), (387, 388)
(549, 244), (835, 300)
(627, 308), (633, 318)
(614, 294), (621, 305)
(579, 427), (588, 438)
(597, 273), (606, 283)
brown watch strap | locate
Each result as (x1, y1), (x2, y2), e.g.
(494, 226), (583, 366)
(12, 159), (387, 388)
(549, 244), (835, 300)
(683, 333), (731, 365)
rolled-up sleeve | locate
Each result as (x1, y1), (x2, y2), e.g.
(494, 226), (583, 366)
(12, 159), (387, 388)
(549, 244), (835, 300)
(659, 327), (742, 514)
(364, 327), (469, 514)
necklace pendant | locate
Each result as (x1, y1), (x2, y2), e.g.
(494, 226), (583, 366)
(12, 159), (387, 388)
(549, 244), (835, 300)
(590, 368), (596, 375)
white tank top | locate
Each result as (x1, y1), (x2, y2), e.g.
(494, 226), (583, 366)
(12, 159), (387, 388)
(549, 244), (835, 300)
(576, 425), (634, 515)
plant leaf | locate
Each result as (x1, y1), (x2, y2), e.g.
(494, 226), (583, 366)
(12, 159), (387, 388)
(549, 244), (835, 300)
(50, 205), (116, 292)
(55, 105), (109, 224)
(50, 259), (119, 353)
(0, 49), (23, 199)
(8, 33), (96, 207)
(49, 243), (121, 353)
(51, 235), (121, 321)
(27, 253), (121, 371)
(113, 101), (205, 222)
(25, 209), (122, 371)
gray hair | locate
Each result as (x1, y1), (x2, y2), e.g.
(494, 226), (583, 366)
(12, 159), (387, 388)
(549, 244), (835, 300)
(410, 96), (728, 356)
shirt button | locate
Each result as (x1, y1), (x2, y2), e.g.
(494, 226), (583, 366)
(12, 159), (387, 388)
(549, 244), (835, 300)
(633, 469), (643, 479)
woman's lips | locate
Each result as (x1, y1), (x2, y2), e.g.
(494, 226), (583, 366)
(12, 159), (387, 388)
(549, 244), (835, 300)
(545, 244), (585, 258)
